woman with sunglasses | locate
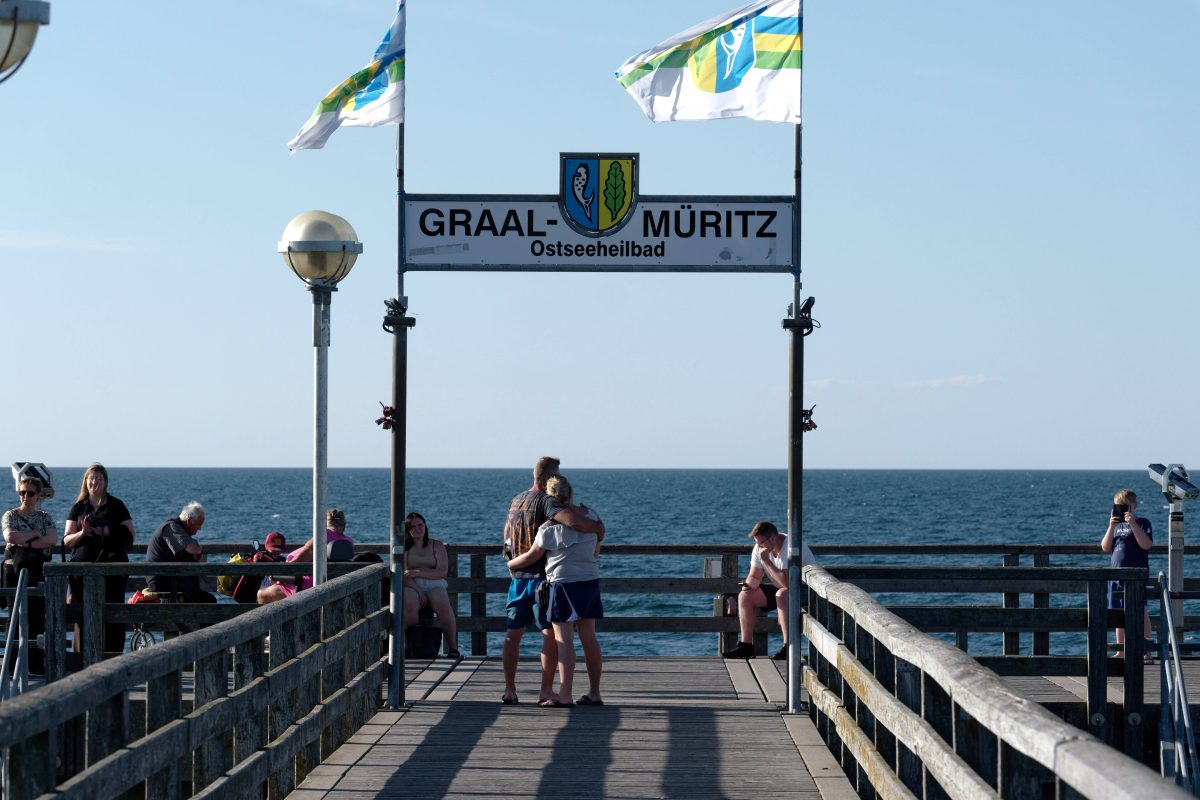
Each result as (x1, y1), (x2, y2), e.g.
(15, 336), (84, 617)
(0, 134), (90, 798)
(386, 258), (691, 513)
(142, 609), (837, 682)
(2, 476), (58, 674)
(62, 463), (135, 654)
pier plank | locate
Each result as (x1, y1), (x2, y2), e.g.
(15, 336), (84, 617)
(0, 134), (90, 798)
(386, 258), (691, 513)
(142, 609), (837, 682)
(289, 657), (827, 800)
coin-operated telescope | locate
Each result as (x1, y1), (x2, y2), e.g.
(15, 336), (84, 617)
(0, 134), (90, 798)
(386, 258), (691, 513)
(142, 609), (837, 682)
(1148, 464), (1198, 636)
(10, 462), (53, 499)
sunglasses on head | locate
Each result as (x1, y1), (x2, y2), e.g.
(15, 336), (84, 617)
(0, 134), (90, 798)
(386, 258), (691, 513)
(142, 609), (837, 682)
(18, 490), (38, 497)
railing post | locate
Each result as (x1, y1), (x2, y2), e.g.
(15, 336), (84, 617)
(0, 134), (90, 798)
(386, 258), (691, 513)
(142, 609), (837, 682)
(87, 693), (128, 770)
(1002, 553), (1020, 655)
(43, 573), (65, 682)
(894, 659), (922, 795)
(145, 670), (182, 800)
(193, 650), (229, 791)
(721, 553), (739, 655)
(7, 730), (53, 799)
(1159, 587), (1175, 782)
(1032, 552), (1050, 655)
(1123, 577), (1145, 759)
(81, 574), (105, 668)
(470, 553), (486, 656)
(1086, 578), (1110, 743)
(999, 741), (1049, 799)
(268, 618), (300, 798)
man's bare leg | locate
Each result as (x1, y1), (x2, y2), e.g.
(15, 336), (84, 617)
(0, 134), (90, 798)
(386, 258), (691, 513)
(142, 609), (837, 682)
(553, 621), (576, 702)
(501, 629), (523, 702)
(738, 587), (768, 642)
(775, 586), (790, 645)
(539, 627), (559, 702)
(577, 618), (603, 702)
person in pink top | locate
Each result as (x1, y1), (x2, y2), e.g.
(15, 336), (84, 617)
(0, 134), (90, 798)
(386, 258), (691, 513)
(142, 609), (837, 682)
(257, 508), (355, 604)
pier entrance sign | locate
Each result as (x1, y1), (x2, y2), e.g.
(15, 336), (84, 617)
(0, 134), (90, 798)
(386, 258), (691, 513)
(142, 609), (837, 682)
(403, 153), (792, 272)
(389, 148), (808, 711)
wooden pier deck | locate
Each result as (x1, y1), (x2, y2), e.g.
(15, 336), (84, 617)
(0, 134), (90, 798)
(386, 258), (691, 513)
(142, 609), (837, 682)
(287, 657), (851, 800)
(1005, 658), (1200, 712)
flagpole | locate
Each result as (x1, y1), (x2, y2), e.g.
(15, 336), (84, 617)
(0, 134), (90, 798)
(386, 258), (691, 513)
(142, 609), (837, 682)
(784, 0), (807, 716)
(386, 122), (415, 709)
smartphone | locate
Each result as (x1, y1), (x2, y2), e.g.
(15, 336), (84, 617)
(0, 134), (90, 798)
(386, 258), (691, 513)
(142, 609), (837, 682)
(1112, 503), (1128, 520)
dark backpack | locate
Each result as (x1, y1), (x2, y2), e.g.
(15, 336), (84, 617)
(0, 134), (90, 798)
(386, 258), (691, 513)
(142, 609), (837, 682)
(327, 539), (354, 563)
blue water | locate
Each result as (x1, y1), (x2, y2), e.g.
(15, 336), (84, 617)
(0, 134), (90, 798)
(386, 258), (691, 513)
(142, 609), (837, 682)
(24, 467), (1173, 655)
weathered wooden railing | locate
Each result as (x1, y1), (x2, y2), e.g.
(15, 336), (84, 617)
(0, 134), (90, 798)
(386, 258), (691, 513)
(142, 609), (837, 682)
(16, 542), (1186, 671)
(0, 562), (388, 799)
(823, 565), (1148, 753)
(4, 543), (1188, 797)
(34, 545), (771, 670)
(440, 544), (761, 654)
(39, 561), (376, 677)
(804, 564), (1185, 799)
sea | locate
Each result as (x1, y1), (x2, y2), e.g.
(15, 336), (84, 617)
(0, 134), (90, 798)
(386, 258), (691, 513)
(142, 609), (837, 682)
(19, 467), (1181, 656)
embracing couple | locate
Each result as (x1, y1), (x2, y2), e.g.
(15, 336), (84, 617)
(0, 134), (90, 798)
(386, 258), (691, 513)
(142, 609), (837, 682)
(502, 456), (606, 708)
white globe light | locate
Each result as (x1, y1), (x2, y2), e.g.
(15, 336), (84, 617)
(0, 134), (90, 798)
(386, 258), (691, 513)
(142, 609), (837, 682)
(0, 1), (51, 75)
(277, 210), (362, 285)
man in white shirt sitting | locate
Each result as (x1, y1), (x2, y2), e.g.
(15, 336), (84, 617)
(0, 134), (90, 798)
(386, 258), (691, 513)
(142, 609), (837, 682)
(722, 520), (814, 660)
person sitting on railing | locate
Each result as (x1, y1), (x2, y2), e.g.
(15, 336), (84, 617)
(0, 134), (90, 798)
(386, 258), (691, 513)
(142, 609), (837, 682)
(257, 508), (355, 604)
(401, 511), (460, 659)
(3, 475), (58, 674)
(145, 501), (214, 604)
(1100, 488), (1153, 662)
(506, 475), (605, 707)
(722, 521), (815, 661)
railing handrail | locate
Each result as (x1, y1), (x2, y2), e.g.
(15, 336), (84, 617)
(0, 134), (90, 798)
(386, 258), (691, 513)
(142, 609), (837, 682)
(1158, 570), (1199, 794)
(0, 568), (29, 702)
(0, 563), (389, 800)
(101, 541), (1200, 557)
(0, 562), (386, 745)
(803, 564), (1184, 799)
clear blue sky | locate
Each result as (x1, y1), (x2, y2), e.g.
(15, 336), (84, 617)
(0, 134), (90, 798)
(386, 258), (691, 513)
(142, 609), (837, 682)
(4, 1), (1198, 469)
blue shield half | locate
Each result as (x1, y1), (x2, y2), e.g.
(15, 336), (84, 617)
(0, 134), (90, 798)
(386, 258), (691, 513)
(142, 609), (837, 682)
(559, 153), (638, 238)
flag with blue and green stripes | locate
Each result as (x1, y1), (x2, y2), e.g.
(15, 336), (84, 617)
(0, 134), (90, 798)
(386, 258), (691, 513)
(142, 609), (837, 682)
(288, 1), (405, 152)
(616, 0), (801, 123)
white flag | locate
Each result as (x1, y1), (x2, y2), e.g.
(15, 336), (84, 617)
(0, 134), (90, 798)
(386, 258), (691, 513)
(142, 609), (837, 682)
(288, 2), (406, 152)
(615, 0), (801, 123)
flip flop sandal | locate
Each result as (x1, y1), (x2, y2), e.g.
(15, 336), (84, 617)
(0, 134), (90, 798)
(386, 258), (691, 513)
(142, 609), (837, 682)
(501, 694), (519, 705)
(577, 696), (604, 706)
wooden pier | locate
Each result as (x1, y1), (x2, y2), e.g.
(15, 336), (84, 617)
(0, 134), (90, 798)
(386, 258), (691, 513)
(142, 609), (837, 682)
(289, 657), (848, 800)
(2, 543), (1197, 798)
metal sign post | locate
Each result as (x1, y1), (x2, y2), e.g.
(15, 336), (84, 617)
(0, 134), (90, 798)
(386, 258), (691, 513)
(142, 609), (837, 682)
(386, 124), (417, 710)
(782, 119), (811, 715)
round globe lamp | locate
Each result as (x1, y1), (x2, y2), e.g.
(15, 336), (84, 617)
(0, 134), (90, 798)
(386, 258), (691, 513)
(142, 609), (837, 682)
(278, 211), (362, 588)
(277, 210), (361, 286)
(0, 0), (50, 83)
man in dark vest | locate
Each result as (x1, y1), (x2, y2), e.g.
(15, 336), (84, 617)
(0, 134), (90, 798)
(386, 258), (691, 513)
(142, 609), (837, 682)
(146, 501), (215, 603)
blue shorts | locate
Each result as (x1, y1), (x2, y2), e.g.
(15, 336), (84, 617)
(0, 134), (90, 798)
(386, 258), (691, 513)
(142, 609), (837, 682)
(506, 577), (549, 630)
(547, 578), (604, 623)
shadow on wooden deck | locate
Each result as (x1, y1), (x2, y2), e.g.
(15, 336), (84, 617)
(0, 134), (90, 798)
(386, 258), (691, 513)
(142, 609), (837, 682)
(289, 657), (851, 800)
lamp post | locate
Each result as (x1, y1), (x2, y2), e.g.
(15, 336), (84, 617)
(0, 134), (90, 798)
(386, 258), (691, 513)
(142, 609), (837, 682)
(278, 211), (361, 588)
(0, 1), (50, 84)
